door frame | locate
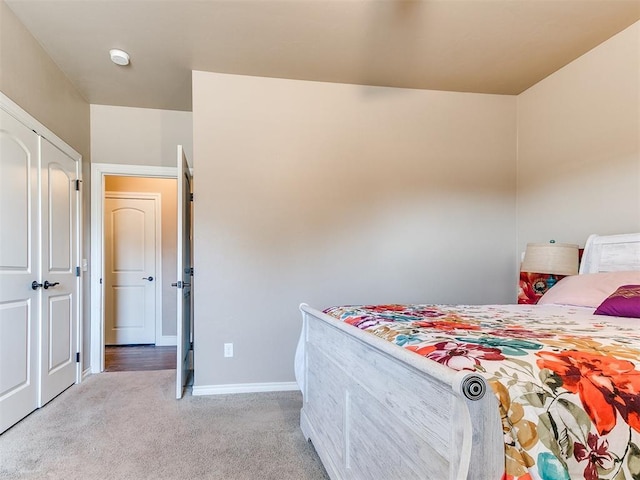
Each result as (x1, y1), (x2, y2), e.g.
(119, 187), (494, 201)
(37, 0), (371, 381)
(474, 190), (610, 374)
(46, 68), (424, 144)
(90, 163), (176, 373)
(104, 191), (163, 346)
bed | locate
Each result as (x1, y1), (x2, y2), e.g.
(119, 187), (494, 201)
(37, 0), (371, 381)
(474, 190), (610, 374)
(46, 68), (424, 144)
(295, 233), (640, 480)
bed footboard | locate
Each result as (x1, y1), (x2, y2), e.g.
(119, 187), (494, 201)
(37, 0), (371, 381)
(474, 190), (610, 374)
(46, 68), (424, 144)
(296, 304), (504, 480)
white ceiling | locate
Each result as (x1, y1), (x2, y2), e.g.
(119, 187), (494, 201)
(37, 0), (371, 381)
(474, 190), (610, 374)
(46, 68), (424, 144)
(6, 0), (640, 112)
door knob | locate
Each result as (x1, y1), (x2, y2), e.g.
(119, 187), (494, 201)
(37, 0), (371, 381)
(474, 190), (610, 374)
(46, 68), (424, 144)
(43, 280), (59, 289)
(142, 276), (154, 281)
(31, 281), (43, 290)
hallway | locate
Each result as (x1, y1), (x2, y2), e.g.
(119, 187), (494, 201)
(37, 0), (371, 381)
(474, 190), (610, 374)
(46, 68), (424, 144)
(104, 345), (176, 372)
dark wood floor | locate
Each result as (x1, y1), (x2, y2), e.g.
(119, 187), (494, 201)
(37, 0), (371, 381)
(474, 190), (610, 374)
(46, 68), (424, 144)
(104, 345), (176, 372)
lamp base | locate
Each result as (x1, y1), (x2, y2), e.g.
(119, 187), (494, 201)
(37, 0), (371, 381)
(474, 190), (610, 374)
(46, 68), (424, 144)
(518, 272), (567, 304)
(545, 275), (557, 289)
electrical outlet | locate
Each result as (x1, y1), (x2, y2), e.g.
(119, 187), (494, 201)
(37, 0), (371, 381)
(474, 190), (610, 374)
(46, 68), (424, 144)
(224, 343), (233, 358)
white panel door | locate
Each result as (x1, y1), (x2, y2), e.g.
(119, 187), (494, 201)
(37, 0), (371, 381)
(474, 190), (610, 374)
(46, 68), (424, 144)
(104, 194), (157, 345)
(175, 146), (193, 399)
(38, 138), (78, 407)
(0, 109), (40, 433)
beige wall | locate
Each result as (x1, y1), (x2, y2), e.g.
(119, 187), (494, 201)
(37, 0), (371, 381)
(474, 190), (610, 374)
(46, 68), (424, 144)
(193, 71), (517, 388)
(105, 176), (178, 339)
(0, 0), (92, 370)
(91, 105), (192, 167)
(0, 1), (89, 159)
(517, 22), (640, 253)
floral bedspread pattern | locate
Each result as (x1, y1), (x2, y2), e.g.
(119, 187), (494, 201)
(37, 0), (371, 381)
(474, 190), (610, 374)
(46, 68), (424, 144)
(323, 304), (640, 480)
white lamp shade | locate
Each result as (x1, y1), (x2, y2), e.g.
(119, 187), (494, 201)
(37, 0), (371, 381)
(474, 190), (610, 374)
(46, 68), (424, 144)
(521, 242), (579, 275)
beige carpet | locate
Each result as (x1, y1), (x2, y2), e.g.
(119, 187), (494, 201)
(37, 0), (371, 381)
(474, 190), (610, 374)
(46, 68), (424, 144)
(0, 370), (329, 480)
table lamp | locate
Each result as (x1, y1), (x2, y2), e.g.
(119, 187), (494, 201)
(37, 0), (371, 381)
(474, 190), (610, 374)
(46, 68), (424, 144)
(521, 241), (579, 289)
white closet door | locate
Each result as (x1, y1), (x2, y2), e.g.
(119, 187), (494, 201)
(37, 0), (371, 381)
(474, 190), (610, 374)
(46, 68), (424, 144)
(39, 138), (78, 407)
(0, 109), (40, 433)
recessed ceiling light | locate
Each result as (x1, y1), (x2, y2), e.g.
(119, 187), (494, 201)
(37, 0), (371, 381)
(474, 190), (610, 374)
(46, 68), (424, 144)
(109, 49), (130, 66)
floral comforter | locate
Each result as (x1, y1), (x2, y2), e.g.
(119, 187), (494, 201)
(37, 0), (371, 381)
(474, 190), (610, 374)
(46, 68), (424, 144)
(323, 304), (640, 480)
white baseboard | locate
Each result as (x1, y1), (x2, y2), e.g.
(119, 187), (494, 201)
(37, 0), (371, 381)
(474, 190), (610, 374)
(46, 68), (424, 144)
(155, 335), (177, 347)
(192, 381), (299, 396)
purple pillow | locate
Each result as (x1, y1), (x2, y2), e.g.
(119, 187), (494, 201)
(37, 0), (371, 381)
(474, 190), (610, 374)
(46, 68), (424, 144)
(594, 285), (640, 318)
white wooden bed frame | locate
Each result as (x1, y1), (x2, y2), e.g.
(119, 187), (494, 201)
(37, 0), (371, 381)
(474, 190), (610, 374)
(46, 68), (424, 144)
(295, 233), (640, 480)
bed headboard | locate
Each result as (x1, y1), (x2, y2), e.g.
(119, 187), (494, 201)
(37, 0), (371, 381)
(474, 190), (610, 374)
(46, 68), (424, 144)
(579, 233), (640, 274)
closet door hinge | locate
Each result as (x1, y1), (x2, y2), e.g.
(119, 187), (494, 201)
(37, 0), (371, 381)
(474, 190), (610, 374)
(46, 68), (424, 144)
(75, 266), (81, 277)
(75, 179), (82, 191)
(75, 352), (81, 363)
(190, 193), (194, 202)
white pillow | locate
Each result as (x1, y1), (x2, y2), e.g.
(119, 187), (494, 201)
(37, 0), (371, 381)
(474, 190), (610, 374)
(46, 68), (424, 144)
(537, 271), (640, 308)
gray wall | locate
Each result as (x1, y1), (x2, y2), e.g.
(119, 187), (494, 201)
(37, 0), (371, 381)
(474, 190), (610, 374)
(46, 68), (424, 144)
(192, 72), (518, 388)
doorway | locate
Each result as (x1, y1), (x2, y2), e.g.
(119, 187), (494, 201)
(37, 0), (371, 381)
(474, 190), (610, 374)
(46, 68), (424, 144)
(104, 191), (160, 345)
(90, 164), (178, 373)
